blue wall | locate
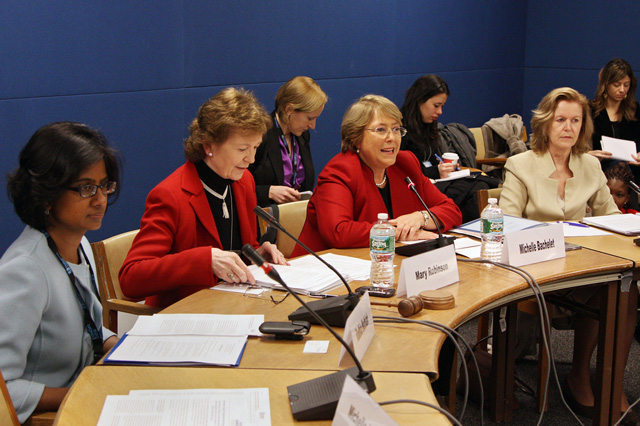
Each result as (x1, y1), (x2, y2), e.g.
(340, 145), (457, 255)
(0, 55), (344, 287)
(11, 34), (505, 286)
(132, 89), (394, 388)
(2, 0), (632, 254)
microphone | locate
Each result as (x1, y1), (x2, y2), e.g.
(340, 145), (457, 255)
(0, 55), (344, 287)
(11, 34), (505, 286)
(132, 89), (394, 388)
(254, 206), (360, 327)
(242, 244), (375, 421)
(396, 176), (456, 256)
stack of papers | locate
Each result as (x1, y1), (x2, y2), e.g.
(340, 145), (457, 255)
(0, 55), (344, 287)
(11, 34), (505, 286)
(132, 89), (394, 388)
(600, 136), (638, 162)
(451, 215), (544, 238)
(248, 253), (371, 295)
(104, 314), (263, 366)
(97, 388), (270, 426)
(581, 214), (640, 235)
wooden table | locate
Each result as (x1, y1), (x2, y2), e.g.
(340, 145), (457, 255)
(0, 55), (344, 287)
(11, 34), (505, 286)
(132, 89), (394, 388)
(54, 366), (450, 426)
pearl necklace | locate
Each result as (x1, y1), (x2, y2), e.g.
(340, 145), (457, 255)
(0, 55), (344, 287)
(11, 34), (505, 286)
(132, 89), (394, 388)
(375, 173), (387, 188)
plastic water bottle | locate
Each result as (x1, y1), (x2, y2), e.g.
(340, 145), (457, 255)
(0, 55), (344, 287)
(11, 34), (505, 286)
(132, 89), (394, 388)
(480, 198), (504, 262)
(370, 213), (395, 288)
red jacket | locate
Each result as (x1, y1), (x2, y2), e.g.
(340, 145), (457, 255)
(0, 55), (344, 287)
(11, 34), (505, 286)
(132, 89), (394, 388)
(119, 161), (259, 308)
(291, 151), (462, 257)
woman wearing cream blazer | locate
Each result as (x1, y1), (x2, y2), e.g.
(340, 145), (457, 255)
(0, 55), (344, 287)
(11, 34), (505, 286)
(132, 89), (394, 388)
(501, 88), (638, 425)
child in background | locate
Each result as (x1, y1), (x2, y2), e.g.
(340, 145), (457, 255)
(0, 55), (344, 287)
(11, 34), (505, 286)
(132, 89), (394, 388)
(605, 162), (639, 214)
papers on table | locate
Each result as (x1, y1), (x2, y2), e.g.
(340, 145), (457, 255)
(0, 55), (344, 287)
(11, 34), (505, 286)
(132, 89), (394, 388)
(453, 237), (482, 258)
(559, 221), (611, 237)
(97, 388), (270, 426)
(104, 314), (262, 366)
(600, 136), (638, 162)
(452, 215), (544, 238)
(247, 253), (371, 295)
(581, 214), (640, 235)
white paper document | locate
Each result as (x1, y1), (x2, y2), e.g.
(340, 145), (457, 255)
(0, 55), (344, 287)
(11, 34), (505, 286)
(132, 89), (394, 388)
(104, 334), (247, 366)
(452, 215), (544, 238)
(432, 168), (471, 183)
(600, 135), (638, 162)
(581, 214), (640, 235)
(97, 388), (270, 426)
(127, 314), (264, 337)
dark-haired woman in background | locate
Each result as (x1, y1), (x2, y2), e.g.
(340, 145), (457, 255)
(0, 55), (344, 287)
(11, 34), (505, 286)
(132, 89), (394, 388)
(589, 58), (640, 183)
(120, 88), (287, 309)
(401, 74), (493, 222)
(250, 76), (327, 206)
(0, 122), (120, 422)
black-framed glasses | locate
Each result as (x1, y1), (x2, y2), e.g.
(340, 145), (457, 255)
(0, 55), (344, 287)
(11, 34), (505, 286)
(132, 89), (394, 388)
(366, 126), (407, 137)
(66, 181), (117, 198)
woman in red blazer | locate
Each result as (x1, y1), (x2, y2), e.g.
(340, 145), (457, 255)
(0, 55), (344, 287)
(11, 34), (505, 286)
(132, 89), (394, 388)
(292, 95), (461, 257)
(119, 88), (287, 308)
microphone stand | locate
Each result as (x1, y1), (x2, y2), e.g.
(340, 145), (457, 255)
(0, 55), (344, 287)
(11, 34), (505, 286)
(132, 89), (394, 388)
(396, 176), (456, 256)
(254, 206), (360, 327)
(242, 244), (375, 421)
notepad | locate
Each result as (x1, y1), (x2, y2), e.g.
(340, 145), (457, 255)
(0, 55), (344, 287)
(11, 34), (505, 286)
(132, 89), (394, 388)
(581, 214), (640, 236)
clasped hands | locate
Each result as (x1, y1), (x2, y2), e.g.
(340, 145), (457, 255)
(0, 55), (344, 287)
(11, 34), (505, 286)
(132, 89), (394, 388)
(211, 241), (288, 284)
(389, 211), (438, 242)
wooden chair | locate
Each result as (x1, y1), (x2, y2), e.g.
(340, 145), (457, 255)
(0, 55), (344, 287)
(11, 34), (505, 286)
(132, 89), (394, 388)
(471, 126), (528, 179)
(91, 230), (160, 333)
(257, 200), (309, 258)
(476, 188), (550, 412)
(1, 369), (54, 426)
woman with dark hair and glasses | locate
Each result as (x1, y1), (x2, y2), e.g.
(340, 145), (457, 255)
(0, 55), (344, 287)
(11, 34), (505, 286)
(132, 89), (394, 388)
(292, 94), (461, 256)
(0, 122), (120, 422)
(401, 74), (494, 222)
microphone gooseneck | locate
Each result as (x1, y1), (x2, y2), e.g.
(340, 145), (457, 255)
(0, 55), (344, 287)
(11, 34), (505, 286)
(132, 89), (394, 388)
(404, 176), (443, 238)
(241, 244), (371, 381)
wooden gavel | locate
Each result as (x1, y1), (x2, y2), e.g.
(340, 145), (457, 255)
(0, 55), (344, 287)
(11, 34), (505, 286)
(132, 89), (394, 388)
(370, 296), (424, 317)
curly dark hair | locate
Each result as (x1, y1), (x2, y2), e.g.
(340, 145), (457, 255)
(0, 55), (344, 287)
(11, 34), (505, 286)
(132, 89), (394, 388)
(7, 122), (121, 230)
(604, 162), (634, 187)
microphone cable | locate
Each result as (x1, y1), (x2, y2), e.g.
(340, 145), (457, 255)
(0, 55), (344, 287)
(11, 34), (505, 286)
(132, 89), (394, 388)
(378, 399), (464, 426)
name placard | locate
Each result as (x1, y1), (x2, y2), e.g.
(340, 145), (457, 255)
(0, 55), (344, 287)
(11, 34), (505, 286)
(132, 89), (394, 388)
(397, 244), (459, 298)
(502, 222), (565, 266)
(339, 292), (374, 366)
(332, 375), (399, 426)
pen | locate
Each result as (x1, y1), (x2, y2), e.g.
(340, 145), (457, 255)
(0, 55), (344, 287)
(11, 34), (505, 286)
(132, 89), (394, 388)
(558, 221), (590, 228)
(308, 293), (337, 299)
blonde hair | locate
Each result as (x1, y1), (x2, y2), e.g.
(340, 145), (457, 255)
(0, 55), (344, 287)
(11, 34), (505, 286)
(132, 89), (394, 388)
(275, 76), (328, 125)
(530, 87), (593, 155)
(341, 95), (403, 153)
(184, 87), (271, 162)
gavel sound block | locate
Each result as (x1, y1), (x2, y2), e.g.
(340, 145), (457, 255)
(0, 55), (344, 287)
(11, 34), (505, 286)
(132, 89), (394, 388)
(370, 290), (455, 317)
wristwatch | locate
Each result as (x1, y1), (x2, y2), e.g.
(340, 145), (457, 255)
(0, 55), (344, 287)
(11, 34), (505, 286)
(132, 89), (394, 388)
(421, 211), (430, 229)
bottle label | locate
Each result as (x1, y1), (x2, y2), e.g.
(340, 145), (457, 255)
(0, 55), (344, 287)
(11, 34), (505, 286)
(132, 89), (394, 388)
(370, 235), (394, 253)
(481, 218), (504, 234)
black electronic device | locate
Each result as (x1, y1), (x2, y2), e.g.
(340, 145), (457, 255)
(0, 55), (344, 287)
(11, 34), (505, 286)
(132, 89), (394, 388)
(355, 286), (396, 298)
(241, 245), (375, 421)
(397, 176), (456, 256)
(254, 206), (360, 327)
(259, 321), (310, 340)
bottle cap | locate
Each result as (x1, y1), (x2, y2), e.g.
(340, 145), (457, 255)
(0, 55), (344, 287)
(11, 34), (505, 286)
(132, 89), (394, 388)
(377, 213), (389, 220)
(488, 198), (497, 204)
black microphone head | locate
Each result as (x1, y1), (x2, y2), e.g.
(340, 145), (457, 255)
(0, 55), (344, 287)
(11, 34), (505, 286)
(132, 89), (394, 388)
(253, 206), (283, 231)
(242, 244), (265, 267)
(404, 176), (413, 185)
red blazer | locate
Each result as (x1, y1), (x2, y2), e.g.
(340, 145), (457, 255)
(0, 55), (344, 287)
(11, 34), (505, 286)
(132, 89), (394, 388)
(119, 161), (259, 308)
(291, 151), (462, 257)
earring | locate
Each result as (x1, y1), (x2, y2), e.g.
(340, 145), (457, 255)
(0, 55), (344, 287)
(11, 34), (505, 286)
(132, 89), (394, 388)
(45, 208), (50, 216)
(356, 148), (360, 154)
(207, 152), (212, 157)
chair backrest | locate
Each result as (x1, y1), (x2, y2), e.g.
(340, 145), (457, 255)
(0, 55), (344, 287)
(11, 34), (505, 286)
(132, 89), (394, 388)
(469, 127), (485, 162)
(91, 230), (139, 326)
(0, 370), (19, 426)
(257, 200), (309, 258)
(477, 188), (504, 214)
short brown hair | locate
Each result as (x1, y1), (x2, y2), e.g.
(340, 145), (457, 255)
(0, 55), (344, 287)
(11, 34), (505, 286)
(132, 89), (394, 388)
(184, 87), (271, 162)
(530, 87), (593, 155)
(341, 95), (403, 153)
(275, 76), (328, 126)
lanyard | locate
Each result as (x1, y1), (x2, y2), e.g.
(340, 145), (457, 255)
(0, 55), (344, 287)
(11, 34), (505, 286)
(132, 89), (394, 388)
(275, 118), (299, 188)
(42, 230), (104, 364)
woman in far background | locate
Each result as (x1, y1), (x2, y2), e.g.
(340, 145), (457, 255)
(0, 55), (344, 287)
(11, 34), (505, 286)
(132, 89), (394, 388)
(250, 76), (327, 206)
(589, 58), (640, 183)
(0, 122), (119, 422)
(401, 74), (493, 222)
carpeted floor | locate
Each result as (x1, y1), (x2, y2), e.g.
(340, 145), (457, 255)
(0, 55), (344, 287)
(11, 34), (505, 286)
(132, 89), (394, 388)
(449, 317), (640, 426)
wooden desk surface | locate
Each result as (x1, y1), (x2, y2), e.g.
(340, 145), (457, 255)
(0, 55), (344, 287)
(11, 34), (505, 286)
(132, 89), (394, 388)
(568, 233), (640, 264)
(54, 366), (451, 426)
(160, 247), (632, 377)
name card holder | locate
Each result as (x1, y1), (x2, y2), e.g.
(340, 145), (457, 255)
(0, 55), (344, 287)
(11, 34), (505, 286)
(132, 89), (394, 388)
(332, 375), (399, 426)
(501, 222), (565, 267)
(339, 292), (375, 366)
(397, 244), (459, 298)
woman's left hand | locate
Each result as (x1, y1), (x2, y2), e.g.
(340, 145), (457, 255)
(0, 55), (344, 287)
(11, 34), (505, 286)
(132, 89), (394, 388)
(389, 211), (425, 241)
(257, 241), (289, 265)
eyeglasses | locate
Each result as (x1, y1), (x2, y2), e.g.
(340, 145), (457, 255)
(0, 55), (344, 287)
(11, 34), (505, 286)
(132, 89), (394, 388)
(65, 181), (117, 198)
(366, 126), (407, 137)
(243, 285), (290, 305)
